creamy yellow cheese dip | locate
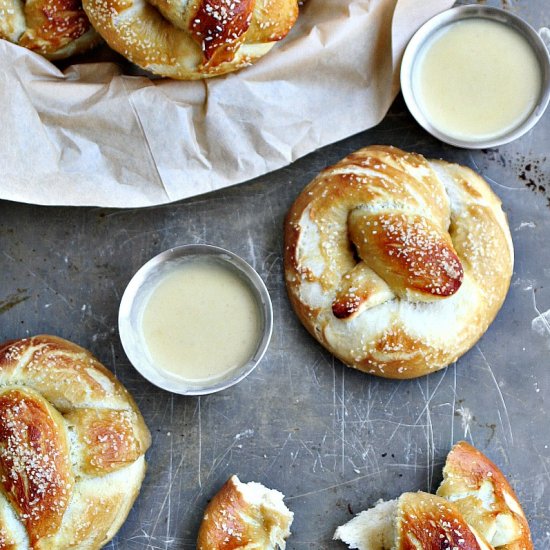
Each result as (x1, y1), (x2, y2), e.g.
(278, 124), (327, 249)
(141, 259), (261, 384)
(413, 18), (541, 141)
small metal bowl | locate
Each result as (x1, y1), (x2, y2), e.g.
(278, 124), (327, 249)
(118, 244), (273, 396)
(400, 5), (550, 149)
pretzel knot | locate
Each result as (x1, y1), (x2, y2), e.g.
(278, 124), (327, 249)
(82, 0), (299, 79)
(0, 0), (100, 59)
(0, 335), (151, 548)
(284, 146), (513, 379)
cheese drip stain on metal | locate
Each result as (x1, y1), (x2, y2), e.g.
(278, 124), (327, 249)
(140, 259), (261, 383)
(412, 18), (542, 141)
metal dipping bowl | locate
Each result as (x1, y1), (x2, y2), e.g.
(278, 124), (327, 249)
(118, 244), (273, 396)
(400, 5), (550, 149)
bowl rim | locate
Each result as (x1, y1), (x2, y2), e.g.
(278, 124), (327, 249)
(118, 243), (273, 396)
(400, 4), (550, 149)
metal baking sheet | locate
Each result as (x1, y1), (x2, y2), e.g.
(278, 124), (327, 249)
(0, 0), (549, 547)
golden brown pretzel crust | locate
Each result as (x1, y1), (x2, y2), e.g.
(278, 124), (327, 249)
(0, 388), (72, 546)
(284, 145), (514, 379)
(397, 493), (491, 550)
(0, 0), (100, 59)
(82, 0), (299, 79)
(198, 477), (252, 549)
(0, 335), (151, 549)
(438, 442), (533, 550)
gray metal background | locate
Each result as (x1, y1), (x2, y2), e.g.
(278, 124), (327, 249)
(1, 0), (549, 547)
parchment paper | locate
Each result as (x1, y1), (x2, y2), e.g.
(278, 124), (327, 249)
(0, 0), (454, 207)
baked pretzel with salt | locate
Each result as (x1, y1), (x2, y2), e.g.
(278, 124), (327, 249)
(0, 335), (151, 548)
(284, 145), (513, 379)
(82, 0), (299, 79)
(0, 0), (100, 58)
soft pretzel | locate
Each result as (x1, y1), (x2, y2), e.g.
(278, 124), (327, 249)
(0, 335), (151, 549)
(0, 0), (100, 59)
(82, 0), (299, 79)
(284, 145), (513, 379)
(197, 475), (293, 549)
(437, 442), (533, 550)
(334, 491), (493, 550)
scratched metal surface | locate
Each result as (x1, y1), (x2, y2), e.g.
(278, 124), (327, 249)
(0, 0), (549, 548)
